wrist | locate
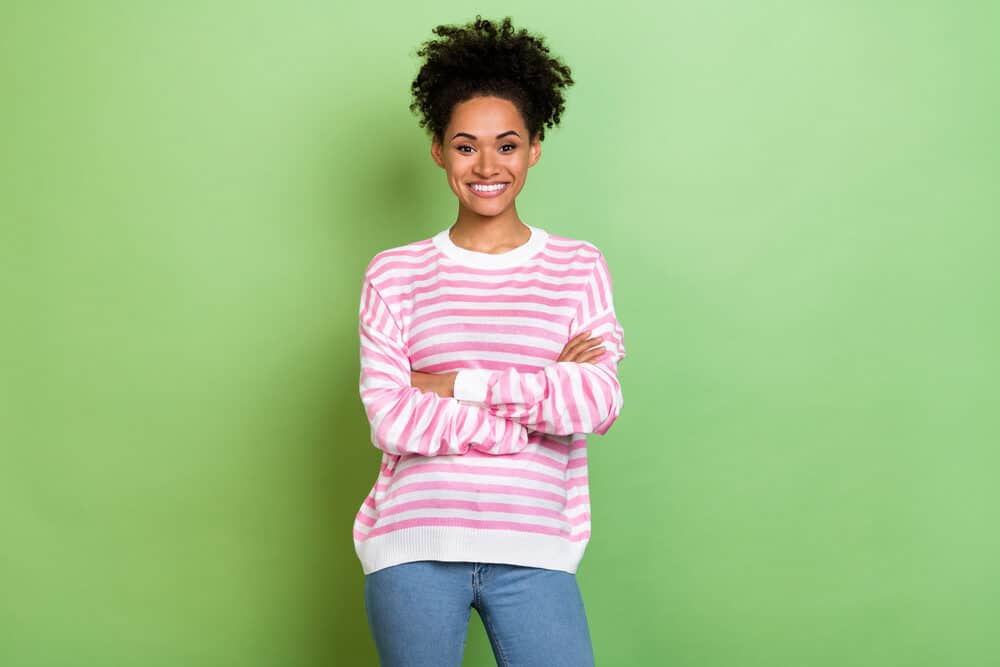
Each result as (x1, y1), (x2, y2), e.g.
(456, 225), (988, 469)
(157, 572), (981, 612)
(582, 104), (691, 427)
(439, 372), (457, 398)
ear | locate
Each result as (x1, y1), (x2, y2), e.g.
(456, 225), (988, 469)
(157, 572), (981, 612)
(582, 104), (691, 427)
(528, 136), (542, 167)
(430, 138), (445, 169)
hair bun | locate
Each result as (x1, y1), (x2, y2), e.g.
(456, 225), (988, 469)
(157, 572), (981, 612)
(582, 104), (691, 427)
(410, 15), (574, 141)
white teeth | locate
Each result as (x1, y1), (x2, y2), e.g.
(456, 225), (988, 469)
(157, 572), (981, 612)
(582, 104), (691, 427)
(471, 183), (507, 192)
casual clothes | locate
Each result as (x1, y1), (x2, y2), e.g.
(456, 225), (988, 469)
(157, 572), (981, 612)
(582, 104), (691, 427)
(352, 224), (625, 575)
(365, 560), (595, 667)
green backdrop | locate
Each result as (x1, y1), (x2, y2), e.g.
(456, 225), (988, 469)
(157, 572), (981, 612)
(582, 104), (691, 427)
(2, 2), (997, 665)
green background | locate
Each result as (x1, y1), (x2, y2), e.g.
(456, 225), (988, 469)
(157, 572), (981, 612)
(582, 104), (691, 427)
(2, 2), (997, 665)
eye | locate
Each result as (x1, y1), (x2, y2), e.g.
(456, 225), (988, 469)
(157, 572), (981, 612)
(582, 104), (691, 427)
(456, 145), (474, 154)
(499, 144), (517, 153)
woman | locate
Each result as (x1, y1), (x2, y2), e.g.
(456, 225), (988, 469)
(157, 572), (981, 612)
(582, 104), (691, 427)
(353, 16), (626, 666)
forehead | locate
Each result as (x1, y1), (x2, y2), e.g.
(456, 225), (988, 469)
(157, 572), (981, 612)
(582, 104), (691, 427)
(447, 96), (527, 134)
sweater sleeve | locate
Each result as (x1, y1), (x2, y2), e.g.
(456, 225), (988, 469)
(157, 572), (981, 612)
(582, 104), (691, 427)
(452, 252), (626, 436)
(359, 276), (530, 456)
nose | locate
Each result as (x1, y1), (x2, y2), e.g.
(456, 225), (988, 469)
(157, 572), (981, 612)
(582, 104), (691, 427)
(474, 151), (499, 178)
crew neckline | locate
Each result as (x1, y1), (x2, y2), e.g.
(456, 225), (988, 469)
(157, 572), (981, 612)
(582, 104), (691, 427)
(432, 224), (548, 269)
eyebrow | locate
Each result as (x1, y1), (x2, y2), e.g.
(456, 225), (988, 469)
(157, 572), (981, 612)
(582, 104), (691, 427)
(451, 130), (521, 141)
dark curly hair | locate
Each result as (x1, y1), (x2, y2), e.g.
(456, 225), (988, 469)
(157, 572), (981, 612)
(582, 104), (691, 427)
(409, 15), (574, 142)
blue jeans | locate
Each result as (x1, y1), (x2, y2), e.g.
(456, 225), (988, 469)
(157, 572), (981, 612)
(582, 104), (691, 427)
(364, 560), (595, 666)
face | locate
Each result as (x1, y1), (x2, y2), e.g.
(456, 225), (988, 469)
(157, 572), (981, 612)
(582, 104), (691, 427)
(431, 95), (541, 221)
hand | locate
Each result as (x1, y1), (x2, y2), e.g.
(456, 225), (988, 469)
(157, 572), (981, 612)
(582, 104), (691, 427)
(558, 331), (606, 364)
(410, 370), (457, 398)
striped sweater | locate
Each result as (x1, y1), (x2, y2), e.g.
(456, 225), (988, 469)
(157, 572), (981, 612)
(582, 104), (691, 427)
(352, 224), (625, 575)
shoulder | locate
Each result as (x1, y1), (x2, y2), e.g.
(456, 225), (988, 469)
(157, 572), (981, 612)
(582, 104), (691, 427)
(363, 235), (438, 286)
(543, 230), (611, 273)
(542, 231), (621, 304)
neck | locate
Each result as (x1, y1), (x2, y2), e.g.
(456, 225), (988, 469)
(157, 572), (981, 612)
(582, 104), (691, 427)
(450, 204), (530, 254)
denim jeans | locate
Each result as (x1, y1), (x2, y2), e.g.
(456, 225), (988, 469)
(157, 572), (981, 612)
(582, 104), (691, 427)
(364, 560), (595, 667)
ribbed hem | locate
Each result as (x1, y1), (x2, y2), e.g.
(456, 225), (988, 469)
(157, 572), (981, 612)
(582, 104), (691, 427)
(355, 526), (589, 575)
(453, 368), (495, 404)
(432, 224), (549, 269)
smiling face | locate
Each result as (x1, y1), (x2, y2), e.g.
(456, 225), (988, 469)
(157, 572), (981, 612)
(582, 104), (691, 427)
(431, 95), (542, 223)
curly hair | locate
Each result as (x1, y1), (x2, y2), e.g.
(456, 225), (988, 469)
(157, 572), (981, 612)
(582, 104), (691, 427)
(409, 15), (574, 142)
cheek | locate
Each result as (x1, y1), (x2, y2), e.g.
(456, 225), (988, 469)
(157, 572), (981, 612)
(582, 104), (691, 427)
(449, 174), (469, 196)
(513, 163), (530, 184)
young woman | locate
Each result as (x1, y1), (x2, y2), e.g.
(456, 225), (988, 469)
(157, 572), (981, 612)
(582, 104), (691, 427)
(352, 16), (626, 666)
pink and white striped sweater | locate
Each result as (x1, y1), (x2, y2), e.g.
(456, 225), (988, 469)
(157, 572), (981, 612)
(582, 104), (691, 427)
(352, 224), (625, 575)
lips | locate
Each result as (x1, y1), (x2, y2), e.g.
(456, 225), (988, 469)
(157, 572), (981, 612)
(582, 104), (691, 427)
(468, 182), (510, 199)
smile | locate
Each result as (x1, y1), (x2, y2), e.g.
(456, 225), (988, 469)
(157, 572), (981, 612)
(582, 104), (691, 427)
(468, 182), (510, 198)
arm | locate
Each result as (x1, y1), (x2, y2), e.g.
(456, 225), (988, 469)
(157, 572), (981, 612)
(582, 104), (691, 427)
(359, 276), (530, 456)
(452, 252), (626, 436)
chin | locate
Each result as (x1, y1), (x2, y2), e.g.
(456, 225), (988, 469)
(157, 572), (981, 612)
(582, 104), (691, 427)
(472, 204), (510, 217)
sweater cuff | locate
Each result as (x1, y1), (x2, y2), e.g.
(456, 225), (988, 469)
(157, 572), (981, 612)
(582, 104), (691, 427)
(453, 369), (495, 405)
